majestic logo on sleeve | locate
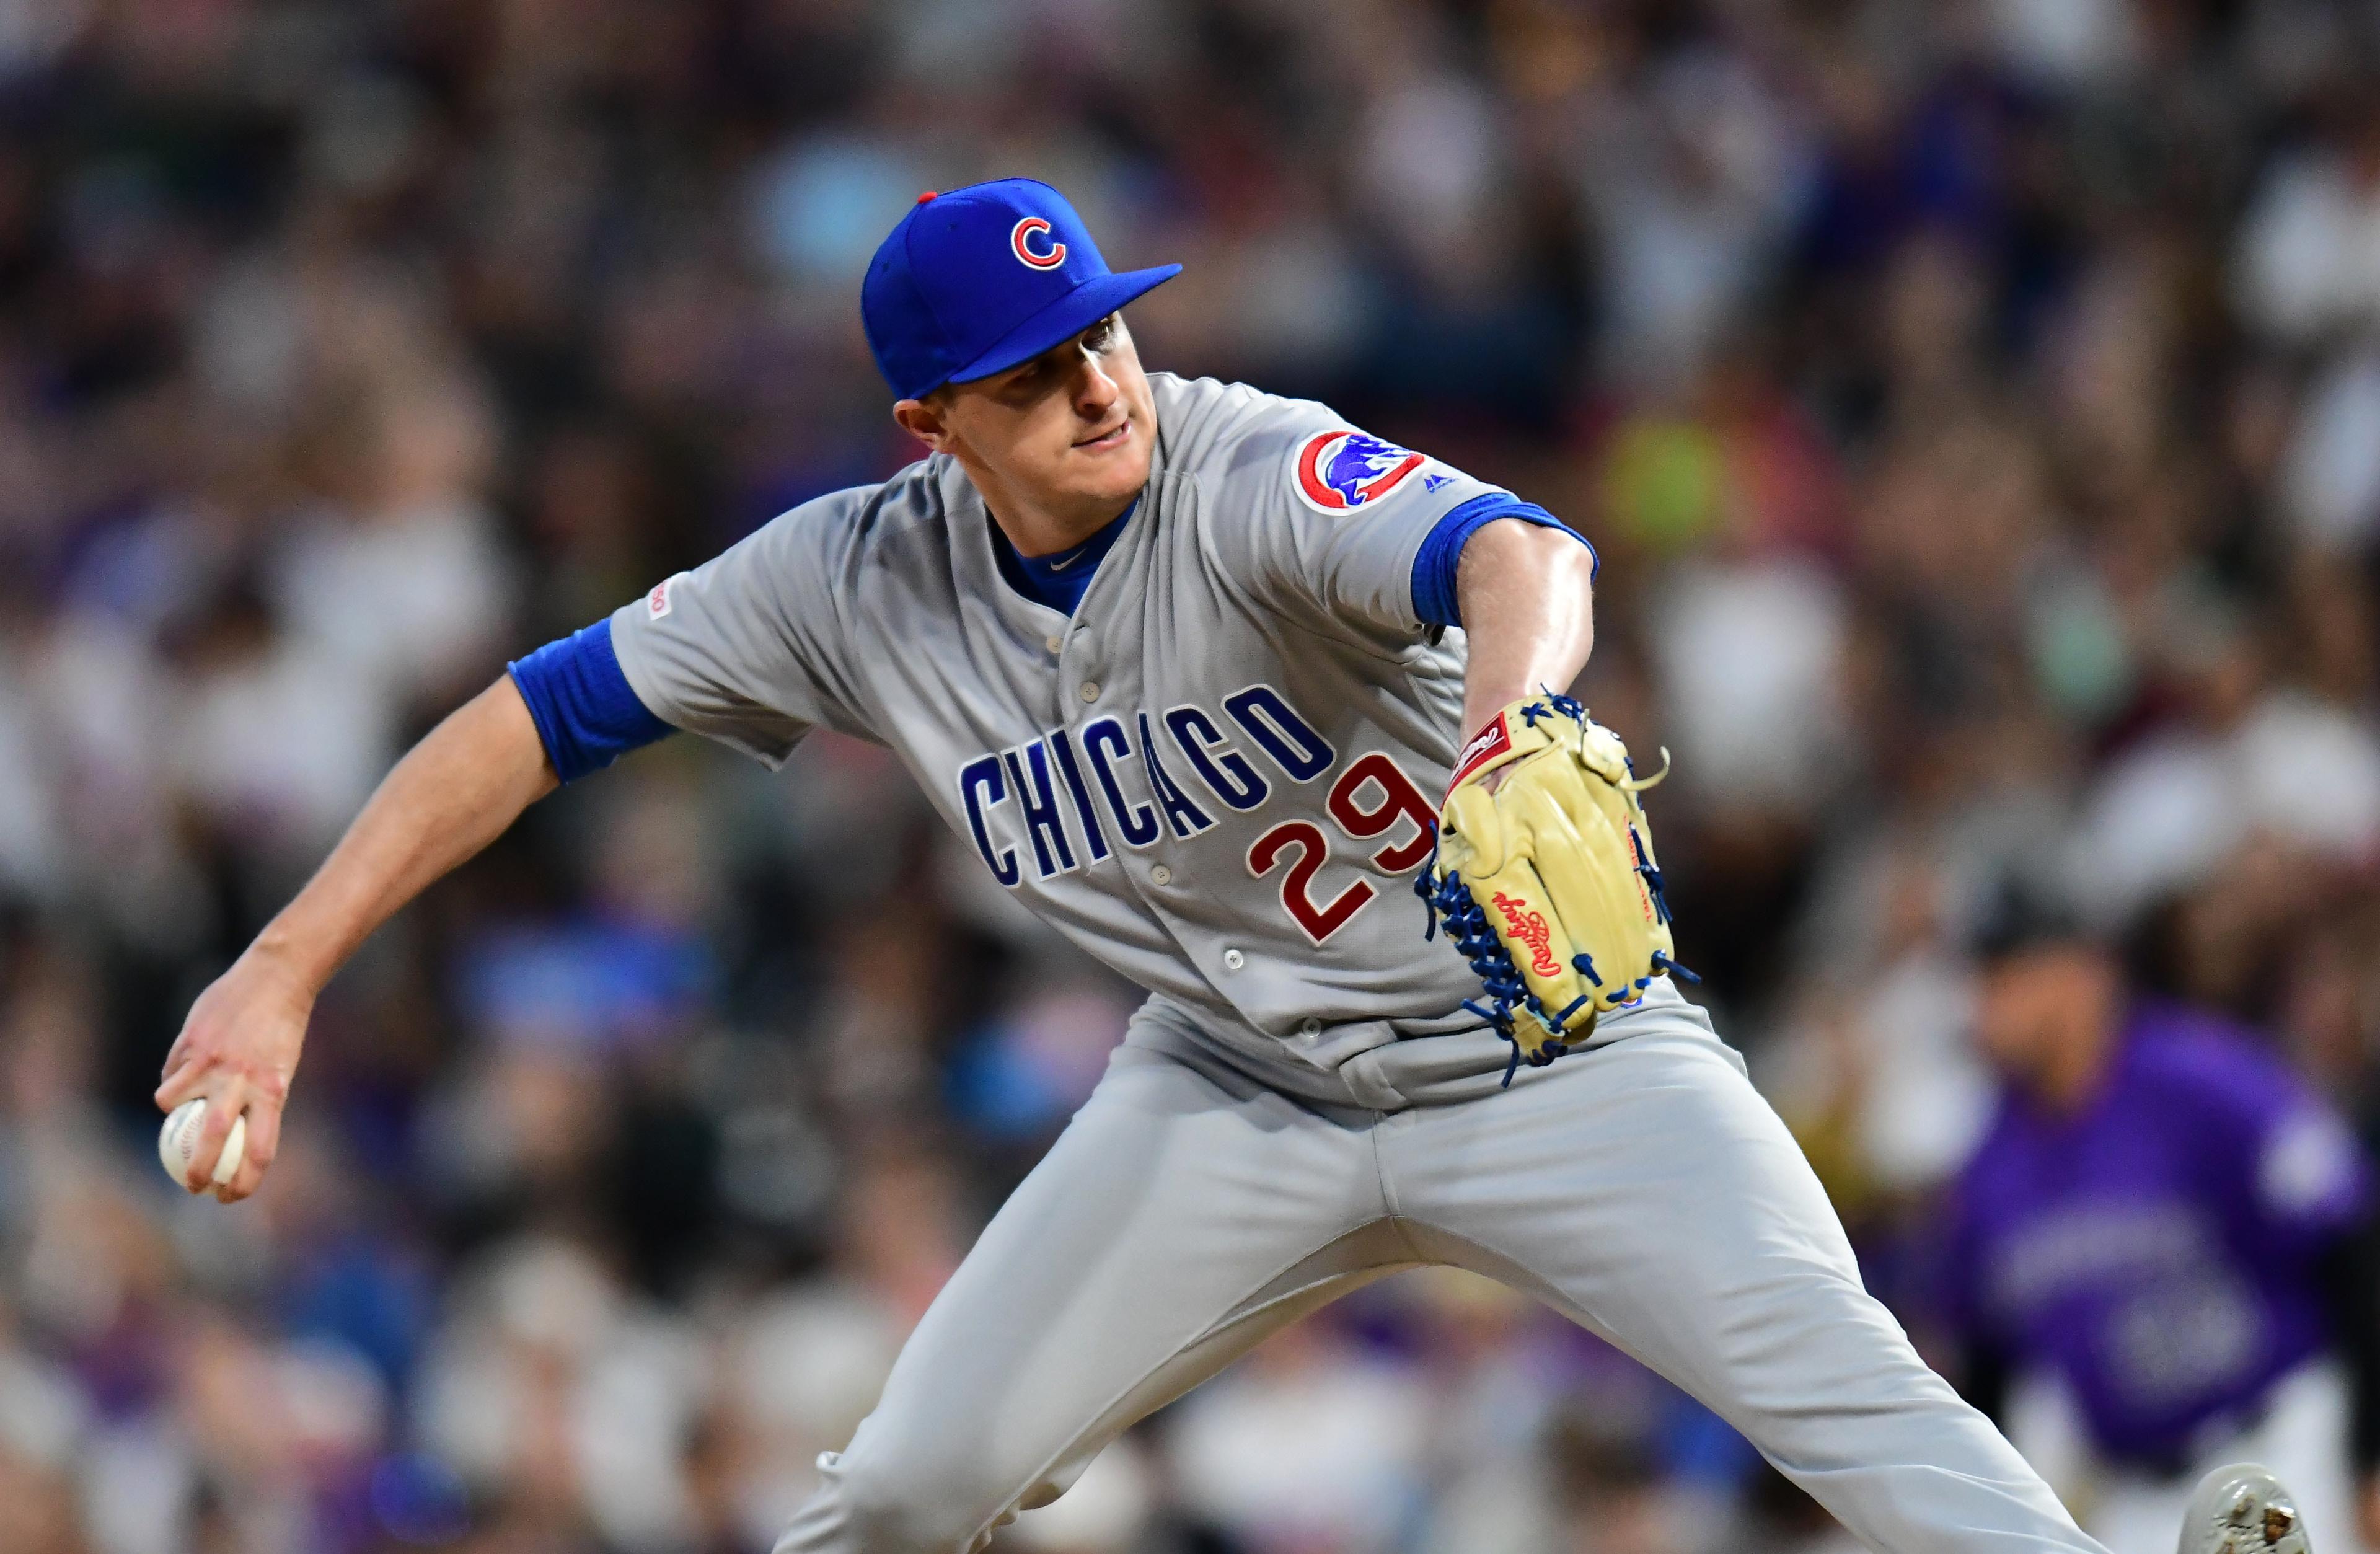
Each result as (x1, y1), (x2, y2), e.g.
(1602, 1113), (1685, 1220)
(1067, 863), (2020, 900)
(1292, 430), (1427, 513)
(1010, 217), (1067, 270)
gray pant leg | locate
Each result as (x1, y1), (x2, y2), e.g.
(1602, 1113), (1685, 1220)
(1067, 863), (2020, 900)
(1386, 1015), (2106, 1554)
(773, 1041), (1411, 1554)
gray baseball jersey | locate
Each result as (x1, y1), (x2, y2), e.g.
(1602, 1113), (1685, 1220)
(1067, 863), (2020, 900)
(607, 370), (2107, 1554)
(612, 372), (1516, 1098)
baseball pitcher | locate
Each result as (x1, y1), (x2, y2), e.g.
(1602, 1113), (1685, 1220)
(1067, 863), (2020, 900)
(156, 179), (2304, 1554)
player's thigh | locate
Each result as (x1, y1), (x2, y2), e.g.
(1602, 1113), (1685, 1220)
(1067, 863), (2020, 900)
(832, 1041), (1395, 1523)
(1383, 1024), (2073, 1532)
(1388, 1024), (1886, 1354)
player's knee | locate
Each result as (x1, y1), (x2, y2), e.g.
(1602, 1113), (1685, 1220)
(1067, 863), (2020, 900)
(774, 1447), (1001, 1554)
(834, 1476), (981, 1554)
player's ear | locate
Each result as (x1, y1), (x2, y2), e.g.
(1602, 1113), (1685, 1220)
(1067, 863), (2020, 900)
(893, 394), (953, 453)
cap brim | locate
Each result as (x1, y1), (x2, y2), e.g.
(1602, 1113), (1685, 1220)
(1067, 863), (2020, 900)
(945, 263), (1182, 389)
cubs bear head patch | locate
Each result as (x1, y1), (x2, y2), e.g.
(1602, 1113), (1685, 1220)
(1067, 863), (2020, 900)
(1291, 430), (1427, 513)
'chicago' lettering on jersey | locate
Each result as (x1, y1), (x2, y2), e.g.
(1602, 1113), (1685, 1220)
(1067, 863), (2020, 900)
(959, 682), (1337, 884)
(956, 683), (1442, 946)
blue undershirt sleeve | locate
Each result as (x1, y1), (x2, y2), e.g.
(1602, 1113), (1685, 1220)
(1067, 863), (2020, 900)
(1409, 494), (1598, 630)
(507, 617), (675, 784)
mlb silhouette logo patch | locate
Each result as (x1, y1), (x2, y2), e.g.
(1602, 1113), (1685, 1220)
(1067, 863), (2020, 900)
(648, 574), (686, 620)
(1291, 430), (1427, 513)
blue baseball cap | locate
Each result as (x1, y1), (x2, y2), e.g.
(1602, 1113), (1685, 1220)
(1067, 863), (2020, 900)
(862, 177), (1181, 402)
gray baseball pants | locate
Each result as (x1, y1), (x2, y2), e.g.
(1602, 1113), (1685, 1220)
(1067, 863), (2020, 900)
(773, 994), (2104, 1553)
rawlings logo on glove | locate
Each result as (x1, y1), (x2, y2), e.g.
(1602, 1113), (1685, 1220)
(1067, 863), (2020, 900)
(1492, 893), (1561, 976)
(1449, 714), (1513, 788)
(1419, 692), (1695, 1084)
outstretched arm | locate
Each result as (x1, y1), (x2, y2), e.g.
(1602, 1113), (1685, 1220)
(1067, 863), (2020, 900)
(156, 676), (559, 1201)
(1453, 516), (1597, 743)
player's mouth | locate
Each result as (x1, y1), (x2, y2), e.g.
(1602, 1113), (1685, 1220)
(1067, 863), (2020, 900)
(1072, 418), (1132, 453)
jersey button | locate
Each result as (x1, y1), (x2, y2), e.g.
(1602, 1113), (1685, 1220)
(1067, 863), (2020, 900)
(1299, 1018), (1322, 1038)
(1044, 634), (1062, 654)
(1078, 681), (1101, 702)
(1222, 948), (1245, 971)
(1149, 864), (1172, 886)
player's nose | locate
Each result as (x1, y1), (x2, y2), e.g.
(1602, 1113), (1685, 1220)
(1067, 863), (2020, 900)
(1073, 351), (1121, 418)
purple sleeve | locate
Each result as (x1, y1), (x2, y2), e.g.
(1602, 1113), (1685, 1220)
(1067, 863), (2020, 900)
(2248, 1097), (2369, 1241)
(2179, 1025), (2371, 1245)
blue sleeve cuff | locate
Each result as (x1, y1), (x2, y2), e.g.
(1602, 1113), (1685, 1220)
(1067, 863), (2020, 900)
(507, 618), (674, 784)
(1409, 494), (1598, 629)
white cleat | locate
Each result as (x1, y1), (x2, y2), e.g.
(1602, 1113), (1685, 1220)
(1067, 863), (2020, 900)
(2179, 1463), (2311, 1554)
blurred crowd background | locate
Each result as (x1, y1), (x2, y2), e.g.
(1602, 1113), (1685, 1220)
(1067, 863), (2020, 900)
(7, 0), (2380, 1551)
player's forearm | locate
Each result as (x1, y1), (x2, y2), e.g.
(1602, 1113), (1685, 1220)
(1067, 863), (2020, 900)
(1453, 518), (1596, 735)
(250, 676), (558, 993)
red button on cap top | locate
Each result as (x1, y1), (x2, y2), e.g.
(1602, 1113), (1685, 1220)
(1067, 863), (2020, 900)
(916, 190), (938, 203)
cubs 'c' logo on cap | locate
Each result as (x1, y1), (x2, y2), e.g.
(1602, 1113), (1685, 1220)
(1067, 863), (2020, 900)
(1291, 430), (1427, 513)
(1011, 217), (1067, 270)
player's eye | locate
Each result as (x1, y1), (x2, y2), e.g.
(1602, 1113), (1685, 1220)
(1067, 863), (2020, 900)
(990, 319), (1117, 403)
(994, 359), (1051, 399)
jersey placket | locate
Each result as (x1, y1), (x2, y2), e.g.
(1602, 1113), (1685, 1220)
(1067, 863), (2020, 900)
(1038, 471), (1248, 992)
(1103, 472), (1274, 1002)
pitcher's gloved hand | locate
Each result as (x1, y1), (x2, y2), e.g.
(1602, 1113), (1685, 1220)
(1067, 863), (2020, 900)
(1420, 693), (1691, 1084)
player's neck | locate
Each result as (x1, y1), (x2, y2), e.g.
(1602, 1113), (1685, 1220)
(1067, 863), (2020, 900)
(2033, 1012), (2118, 1114)
(972, 474), (1139, 560)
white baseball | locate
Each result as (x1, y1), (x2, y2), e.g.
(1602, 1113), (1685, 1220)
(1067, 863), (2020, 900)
(159, 1099), (246, 1189)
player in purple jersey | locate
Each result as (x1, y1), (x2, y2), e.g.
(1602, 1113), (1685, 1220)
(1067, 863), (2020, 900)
(1940, 888), (2380, 1553)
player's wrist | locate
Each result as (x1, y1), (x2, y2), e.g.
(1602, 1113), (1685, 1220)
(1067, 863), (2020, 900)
(244, 924), (335, 1000)
(1452, 694), (1524, 775)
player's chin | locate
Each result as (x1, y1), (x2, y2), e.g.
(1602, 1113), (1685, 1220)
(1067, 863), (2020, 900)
(1062, 426), (1149, 493)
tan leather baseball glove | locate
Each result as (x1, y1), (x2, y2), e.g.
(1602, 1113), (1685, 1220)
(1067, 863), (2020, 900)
(1420, 692), (1692, 1082)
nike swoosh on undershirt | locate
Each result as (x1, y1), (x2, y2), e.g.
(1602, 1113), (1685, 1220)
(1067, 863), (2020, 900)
(1046, 547), (1090, 572)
